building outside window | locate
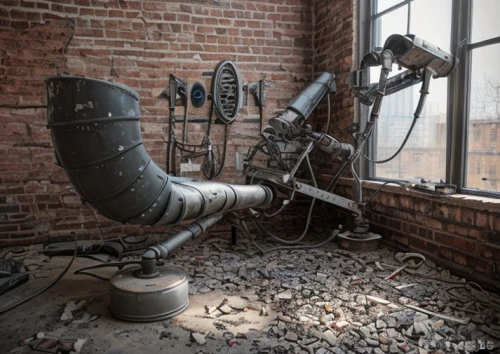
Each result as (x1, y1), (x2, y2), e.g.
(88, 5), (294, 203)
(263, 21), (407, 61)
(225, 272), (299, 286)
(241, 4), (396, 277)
(472, 127), (480, 142)
(490, 127), (497, 142)
(361, 0), (500, 195)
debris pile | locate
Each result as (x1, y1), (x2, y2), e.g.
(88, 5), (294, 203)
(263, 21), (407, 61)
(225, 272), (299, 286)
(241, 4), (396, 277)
(3, 236), (500, 354)
(168, 236), (500, 353)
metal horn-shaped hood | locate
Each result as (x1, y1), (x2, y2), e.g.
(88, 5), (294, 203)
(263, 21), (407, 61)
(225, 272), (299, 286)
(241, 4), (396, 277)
(46, 76), (273, 226)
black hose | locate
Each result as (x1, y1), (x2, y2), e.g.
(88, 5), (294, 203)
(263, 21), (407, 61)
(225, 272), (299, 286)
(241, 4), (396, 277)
(360, 115), (418, 164)
(74, 261), (141, 282)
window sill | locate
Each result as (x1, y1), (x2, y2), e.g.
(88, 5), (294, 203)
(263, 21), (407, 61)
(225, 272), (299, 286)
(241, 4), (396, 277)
(334, 178), (500, 213)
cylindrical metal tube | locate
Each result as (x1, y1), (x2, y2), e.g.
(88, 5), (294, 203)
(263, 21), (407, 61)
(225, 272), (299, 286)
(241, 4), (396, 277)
(269, 72), (335, 136)
(46, 76), (273, 226)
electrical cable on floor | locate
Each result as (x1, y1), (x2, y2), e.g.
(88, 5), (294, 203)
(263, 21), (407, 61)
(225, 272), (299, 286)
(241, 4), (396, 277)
(255, 189), (315, 245)
(253, 145), (319, 245)
(73, 260), (142, 281)
(0, 235), (78, 316)
(239, 220), (340, 254)
(239, 220), (266, 254)
(259, 229), (340, 254)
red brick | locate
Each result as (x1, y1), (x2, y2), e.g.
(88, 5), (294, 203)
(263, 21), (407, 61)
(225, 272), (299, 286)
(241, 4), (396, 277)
(434, 231), (453, 245)
(475, 211), (490, 229)
(475, 244), (500, 259)
(451, 236), (476, 252)
(163, 13), (176, 21)
(109, 9), (124, 17)
(461, 208), (475, 225)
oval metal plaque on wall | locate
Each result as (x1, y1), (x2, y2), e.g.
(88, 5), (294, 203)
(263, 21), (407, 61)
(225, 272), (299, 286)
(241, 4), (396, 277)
(212, 60), (242, 124)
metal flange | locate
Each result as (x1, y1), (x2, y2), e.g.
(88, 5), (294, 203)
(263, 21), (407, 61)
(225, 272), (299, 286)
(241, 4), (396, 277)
(338, 231), (382, 252)
(110, 265), (189, 322)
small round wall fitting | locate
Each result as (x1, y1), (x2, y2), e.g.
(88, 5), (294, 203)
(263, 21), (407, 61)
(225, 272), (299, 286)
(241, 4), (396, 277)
(110, 265), (189, 322)
(190, 82), (206, 108)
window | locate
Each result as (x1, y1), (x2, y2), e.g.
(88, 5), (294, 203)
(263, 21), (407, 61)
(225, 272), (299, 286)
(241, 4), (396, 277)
(365, 0), (452, 182)
(472, 127), (480, 141)
(360, 0), (500, 195)
(464, 0), (500, 193)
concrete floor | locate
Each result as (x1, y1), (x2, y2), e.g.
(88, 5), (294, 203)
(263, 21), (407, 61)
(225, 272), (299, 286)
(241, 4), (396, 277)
(1, 234), (499, 354)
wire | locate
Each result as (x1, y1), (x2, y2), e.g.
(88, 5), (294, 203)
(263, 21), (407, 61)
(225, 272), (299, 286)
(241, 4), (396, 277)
(312, 92), (332, 151)
(255, 198), (316, 245)
(74, 261), (141, 281)
(249, 129), (319, 245)
(305, 154), (317, 188)
(213, 124), (231, 178)
(0, 235), (78, 315)
(364, 181), (407, 205)
(239, 220), (266, 254)
(260, 229), (340, 254)
(239, 219), (340, 254)
(360, 115), (418, 164)
(324, 121), (377, 193)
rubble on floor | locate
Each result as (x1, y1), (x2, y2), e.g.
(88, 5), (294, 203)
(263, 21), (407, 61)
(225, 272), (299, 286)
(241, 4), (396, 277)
(1, 235), (499, 354)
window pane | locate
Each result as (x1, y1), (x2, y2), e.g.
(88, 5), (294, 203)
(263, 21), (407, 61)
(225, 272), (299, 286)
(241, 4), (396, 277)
(472, 0), (500, 44)
(376, 0), (406, 14)
(466, 44), (500, 192)
(374, 84), (448, 181)
(370, 6), (408, 84)
(373, 0), (451, 182)
(372, 5), (408, 50)
(410, 0), (452, 53)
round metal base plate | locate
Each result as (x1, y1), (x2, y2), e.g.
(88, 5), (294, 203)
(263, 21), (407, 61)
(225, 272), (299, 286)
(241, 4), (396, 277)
(110, 265), (189, 322)
(338, 231), (382, 252)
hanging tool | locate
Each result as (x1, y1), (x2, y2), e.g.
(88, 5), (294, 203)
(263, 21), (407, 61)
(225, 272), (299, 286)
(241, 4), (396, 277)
(249, 79), (272, 133)
(161, 74), (187, 176)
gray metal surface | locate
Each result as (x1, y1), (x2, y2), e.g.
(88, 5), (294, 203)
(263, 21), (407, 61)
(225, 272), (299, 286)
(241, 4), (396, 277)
(212, 60), (242, 124)
(293, 181), (362, 215)
(269, 72), (335, 136)
(110, 265), (189, 322)
(46, 76), (273, 227)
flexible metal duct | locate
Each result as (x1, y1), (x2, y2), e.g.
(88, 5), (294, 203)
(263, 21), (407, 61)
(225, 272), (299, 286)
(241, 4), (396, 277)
(46, 76), (273, 226)
(269, 72), (336, 136)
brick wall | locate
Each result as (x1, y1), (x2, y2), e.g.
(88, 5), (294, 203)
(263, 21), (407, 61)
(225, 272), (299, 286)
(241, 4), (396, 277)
(311, 0), (355, 175)
(330, 180), (500, 289)
(0, 0), (313, 247)
(311, 0), (500, 289)
(2, 0), (498, 291)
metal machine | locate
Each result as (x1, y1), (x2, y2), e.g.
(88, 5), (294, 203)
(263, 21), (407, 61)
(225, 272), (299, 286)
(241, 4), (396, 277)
(45, 34), (457, 321)
(46, 75), (271, 321)
(244, 34), (457, 251)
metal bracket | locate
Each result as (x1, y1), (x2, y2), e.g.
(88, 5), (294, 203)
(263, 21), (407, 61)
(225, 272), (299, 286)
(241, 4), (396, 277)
(292, 180), (362, 216)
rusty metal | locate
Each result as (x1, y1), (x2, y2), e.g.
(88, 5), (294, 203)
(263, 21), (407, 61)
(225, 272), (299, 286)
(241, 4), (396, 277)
(337, 231), (381, 252)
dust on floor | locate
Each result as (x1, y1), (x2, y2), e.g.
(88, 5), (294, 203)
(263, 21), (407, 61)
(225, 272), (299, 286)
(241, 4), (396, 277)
(0, 234), (499, 354)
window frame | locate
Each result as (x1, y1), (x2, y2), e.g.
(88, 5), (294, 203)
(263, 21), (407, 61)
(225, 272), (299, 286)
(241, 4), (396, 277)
(357, 0), (500, 198)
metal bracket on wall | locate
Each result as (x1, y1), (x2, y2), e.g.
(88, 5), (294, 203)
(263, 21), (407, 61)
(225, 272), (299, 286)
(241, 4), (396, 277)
(249, 79), (274, 133)
(292, 180), (363, 216)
